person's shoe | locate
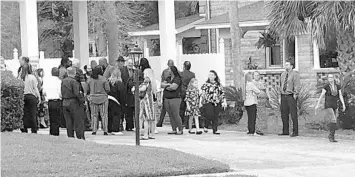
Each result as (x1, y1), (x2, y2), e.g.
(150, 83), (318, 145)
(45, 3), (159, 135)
(278, 133), (289, 136)
(176, 131), (183, 135)
(148, 136), (155, 139)
(329, 139), (338, 142)
(204, 128), (208, 133)
(253, 133), (261, 136)
(156, 123), (163, 127)
(196, 131), (203, 135)
(188, 131), (196, 134)
(112, 132), (122, 135)
(213, 131), (220, 135)
(140, 137), (149, 140)
(104, 132), (108, 135)
(168, 131), (177, 135)
(92, 132), (96, 135)
(290, 133), (299, 137)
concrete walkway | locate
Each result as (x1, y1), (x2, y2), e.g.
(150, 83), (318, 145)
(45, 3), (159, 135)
(39, 126), (355, 177)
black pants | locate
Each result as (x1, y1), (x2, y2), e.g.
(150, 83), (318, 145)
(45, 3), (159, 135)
(157, 98), (167, 125)
(245, 104), (257, 134)
(48, 100), (62, 136)
(63, 99), (85, 140)
(281, 94), (298, 135)
(179, 95), (187, 127)
(124, 106), (135, 130)
(203, 103), (221, 132)
(108, 100), (121, 132)
(21, 94), (38, 133)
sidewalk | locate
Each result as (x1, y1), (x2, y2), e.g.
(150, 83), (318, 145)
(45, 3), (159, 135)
(38, 126), (355, 177)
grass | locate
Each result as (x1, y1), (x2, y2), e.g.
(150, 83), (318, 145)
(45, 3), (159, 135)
(219, 111), (355, 140)
(1, 132), (230, 177)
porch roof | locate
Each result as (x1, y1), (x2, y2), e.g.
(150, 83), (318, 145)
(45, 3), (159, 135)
(128, 14), (205, 36)
(195, 1), (270, 29)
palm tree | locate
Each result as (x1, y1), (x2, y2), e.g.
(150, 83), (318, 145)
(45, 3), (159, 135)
(267, 1), (355, 129)
(267, 1), (355, 75)
(229, 1), (244, 93)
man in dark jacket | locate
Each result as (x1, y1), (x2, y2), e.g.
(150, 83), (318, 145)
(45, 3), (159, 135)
(157, 59), (174, 127)
(180, 61), (195, 129)
(61, 67), (85, 140)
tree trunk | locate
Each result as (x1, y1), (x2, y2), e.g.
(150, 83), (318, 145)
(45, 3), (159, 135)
(105, 1), (119, 65)
(229, 1), (244, 93)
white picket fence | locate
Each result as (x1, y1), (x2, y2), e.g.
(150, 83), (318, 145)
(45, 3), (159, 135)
(5, 37), (226, 89)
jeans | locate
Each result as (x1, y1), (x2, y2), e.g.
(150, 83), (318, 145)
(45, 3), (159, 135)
(245, 104), (257, 134)
(165, 98), (183, 132)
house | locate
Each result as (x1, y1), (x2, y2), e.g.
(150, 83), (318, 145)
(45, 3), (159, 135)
(128, 0), (339, 93)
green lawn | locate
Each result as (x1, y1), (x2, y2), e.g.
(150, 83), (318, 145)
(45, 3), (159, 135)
(220, 112), (355, 140)
(1, 132), (230, 177)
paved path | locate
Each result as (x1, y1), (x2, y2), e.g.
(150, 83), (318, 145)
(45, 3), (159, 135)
(38, 127), (355, 177)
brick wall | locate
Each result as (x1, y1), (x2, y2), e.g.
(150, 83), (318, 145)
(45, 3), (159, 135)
(296, 34), (318, 94)
(223, 31), (266, 85)
(209, 0), (259, 53)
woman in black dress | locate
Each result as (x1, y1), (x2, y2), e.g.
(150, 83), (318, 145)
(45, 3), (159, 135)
(315, 74), (346, 142)
(107, 69), (126, 135)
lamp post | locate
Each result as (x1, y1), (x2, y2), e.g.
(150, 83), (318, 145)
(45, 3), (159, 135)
(128, 43), (143, 146)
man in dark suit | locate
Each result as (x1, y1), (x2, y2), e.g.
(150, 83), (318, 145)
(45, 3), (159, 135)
(116, 56), (132, 131)
(61, 67), (85, 140)
(180, 61), (195, 129)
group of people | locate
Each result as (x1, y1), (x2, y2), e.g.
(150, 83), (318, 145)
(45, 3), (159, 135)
(17, 55), (346, 142)
(244, 59), (346, 142)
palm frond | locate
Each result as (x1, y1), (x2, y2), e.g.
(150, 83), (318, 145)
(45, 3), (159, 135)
(224, 86), (244, 106)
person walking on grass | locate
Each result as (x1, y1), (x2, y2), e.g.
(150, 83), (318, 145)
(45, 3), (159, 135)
(244, 72), (261, 136)
(88, 66), (110, 136)
(200, 70), (227, 135)
(315, 74), (346, 142)
(185, 78), (203, 135)
(279, 60), (300, 137)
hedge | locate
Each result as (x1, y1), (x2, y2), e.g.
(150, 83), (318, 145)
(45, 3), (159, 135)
(1, 70), (24, 131)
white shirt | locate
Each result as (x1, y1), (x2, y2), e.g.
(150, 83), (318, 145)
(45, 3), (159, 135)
(244, 81), (261, 106)
(43, 76), (62, 101)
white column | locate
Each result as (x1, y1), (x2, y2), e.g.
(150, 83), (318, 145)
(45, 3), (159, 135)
(176, 37), (183, 71)
(219, 38), (226, 86)
(158, 0), (176, 72)
(143, 39), (149, 58)
(295, 36), (299, 71)
(13, 48), (18, 60)
(313, 40), (320, 69)
(216, 29), (220, 53)
(19, 0), (39, 68)
(73, 1), (89, 68)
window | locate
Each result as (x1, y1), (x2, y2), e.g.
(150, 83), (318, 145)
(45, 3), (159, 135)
(270, 43), (281, 66)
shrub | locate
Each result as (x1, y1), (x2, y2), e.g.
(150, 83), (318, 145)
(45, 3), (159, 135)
(1, 70), (24, 131)
(220, 86), (244, 124)
(267, 84), (314, 120)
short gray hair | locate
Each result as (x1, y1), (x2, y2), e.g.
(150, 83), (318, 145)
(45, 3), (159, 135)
(67, 67), (76, 76)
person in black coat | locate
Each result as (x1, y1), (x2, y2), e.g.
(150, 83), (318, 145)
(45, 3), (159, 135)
(107, 69), (126, 134)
